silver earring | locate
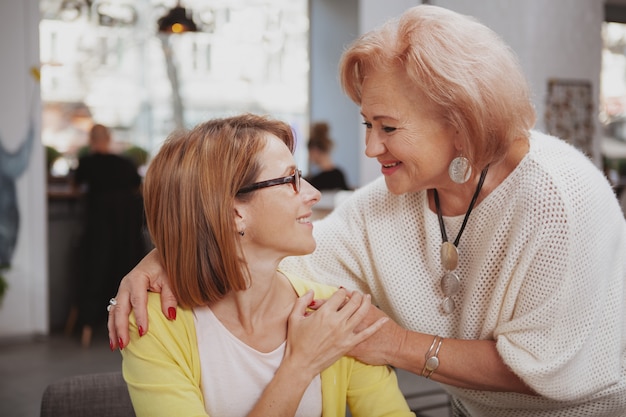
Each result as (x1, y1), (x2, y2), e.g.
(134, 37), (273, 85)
(239, 231), (245, 236)
(448, 155), (471, 184)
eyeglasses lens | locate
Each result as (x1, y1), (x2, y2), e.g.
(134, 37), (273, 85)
(294, 169), (301, 193)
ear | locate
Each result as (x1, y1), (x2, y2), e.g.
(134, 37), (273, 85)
(233, 203), (247, 233)
(452, 128), (464, 152)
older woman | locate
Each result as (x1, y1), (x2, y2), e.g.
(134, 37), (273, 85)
(109, 5), (626, 416)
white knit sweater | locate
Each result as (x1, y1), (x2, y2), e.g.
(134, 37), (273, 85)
(281, 131), (626, 417)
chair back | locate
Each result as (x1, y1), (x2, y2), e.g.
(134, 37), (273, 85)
(40, 371), (136, 417)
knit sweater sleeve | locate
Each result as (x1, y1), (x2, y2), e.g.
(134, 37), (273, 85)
(491, 134), (626, 401)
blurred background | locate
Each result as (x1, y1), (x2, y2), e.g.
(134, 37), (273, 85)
(39, 0), (311, 178)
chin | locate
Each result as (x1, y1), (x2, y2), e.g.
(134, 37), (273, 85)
(291, 240), (316, 256)
(384, 178), (410, 195)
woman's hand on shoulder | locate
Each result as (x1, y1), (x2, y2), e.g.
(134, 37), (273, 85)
(302, 289), (405, 366)
(282, 288), (388, 378)
(107, 249), (178, 350)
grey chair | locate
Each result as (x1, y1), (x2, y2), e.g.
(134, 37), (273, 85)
(40, 371), (136, 417)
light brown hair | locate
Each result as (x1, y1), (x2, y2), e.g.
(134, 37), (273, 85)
(143, 114), (295, 307)
(339, 5), (536, 171)
(307, 122), (334, 153)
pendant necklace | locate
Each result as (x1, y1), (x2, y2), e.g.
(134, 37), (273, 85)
(433, 165), (489, 314)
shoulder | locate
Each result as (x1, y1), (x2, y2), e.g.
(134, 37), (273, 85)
(526, 130), (614, 196)
(279, 271), (339, 298)
(334, 177), (389, 214)
(528, 130), (597, 170)
(337, 176), (423, 221)
(143, 293), (196, 336)
(505, 130), (624, 226)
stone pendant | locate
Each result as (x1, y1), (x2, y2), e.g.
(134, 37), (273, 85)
(440, 271), (460, 296)
(440, 241), (458, 271)
(442, 297), (455, 314)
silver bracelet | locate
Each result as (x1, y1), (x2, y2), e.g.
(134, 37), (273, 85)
(421, 335), (443, 379)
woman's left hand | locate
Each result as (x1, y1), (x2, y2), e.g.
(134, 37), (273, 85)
(347, 304), (408, 366)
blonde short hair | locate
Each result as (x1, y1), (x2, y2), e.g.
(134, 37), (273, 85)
(340, 5), (536, 170)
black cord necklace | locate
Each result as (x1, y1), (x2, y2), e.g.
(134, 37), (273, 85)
(433, 165), (489, 314)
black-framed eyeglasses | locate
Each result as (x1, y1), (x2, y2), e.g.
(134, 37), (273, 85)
(237, 169), (301, 195)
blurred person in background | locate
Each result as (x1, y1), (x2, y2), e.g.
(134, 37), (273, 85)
(306, 122), (350, 191)
(72, 123), (146, 347)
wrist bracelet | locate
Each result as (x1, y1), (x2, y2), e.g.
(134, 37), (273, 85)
(421, 335), (443, 379)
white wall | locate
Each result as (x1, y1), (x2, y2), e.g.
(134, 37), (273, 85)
(436, 0), (604, 164)
(0, 0), (48, 338)
(309, 0), (360, 188)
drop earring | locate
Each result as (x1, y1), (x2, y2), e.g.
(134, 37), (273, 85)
(448, 155), (472, 184)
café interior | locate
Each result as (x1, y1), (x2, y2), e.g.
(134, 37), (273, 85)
(2, 0), (626, 416)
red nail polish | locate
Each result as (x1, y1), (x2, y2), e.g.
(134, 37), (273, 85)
(168, 307), (177, 320)
(118, 337), (124, 350)
(138, 325), (145, 337)
(308, 300), (316, 307)
(109, 339), (115, 351)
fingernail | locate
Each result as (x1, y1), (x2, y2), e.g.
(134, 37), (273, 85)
(339, 286), (345, 290)
(118, 337), (124, 350)
(308, 300), (316, 307)
(138, 325), (145, 337)
(168, 307), (177, 320)
(109, 339), (115, 351)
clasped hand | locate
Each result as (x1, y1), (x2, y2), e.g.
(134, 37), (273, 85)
(282, 288), (388, 379)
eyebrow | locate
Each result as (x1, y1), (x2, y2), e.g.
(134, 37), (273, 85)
(262, 164), (296, 178)
(360, 112), (399, 122)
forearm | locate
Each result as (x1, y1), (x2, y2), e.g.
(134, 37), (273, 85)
(391, 330), (536, 394)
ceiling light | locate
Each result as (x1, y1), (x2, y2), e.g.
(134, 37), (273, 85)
(157, 2), (198, 34)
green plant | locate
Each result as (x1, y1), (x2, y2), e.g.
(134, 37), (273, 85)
(123, 145), (149, 168)
(45, 145), (61, 173)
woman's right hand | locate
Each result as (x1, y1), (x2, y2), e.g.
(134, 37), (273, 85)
(107, 248), (177, 349)
(283, 288), (388, 378)
(244, 288), (388, 417)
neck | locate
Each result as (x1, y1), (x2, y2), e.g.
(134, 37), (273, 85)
(210, 268), (296, 353)
(431, 137), (529, 216)
(210, 259), (295, 331)
(430, 175), (485, 217)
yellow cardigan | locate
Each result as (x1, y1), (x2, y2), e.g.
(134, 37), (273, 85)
(122, 272), (414, 417)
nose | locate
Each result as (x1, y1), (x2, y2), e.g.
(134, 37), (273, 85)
(364, 131), (386, 158)
(301, 178), (321, 205)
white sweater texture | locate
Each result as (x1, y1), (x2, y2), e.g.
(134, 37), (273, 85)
(281, 131), (626, 416)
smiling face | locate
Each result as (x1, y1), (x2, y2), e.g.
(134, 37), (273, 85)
(235, 134), (321, 262)
(360, 66), (458, 195)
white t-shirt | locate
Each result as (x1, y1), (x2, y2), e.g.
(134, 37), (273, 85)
(194, 307), (322, 417)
